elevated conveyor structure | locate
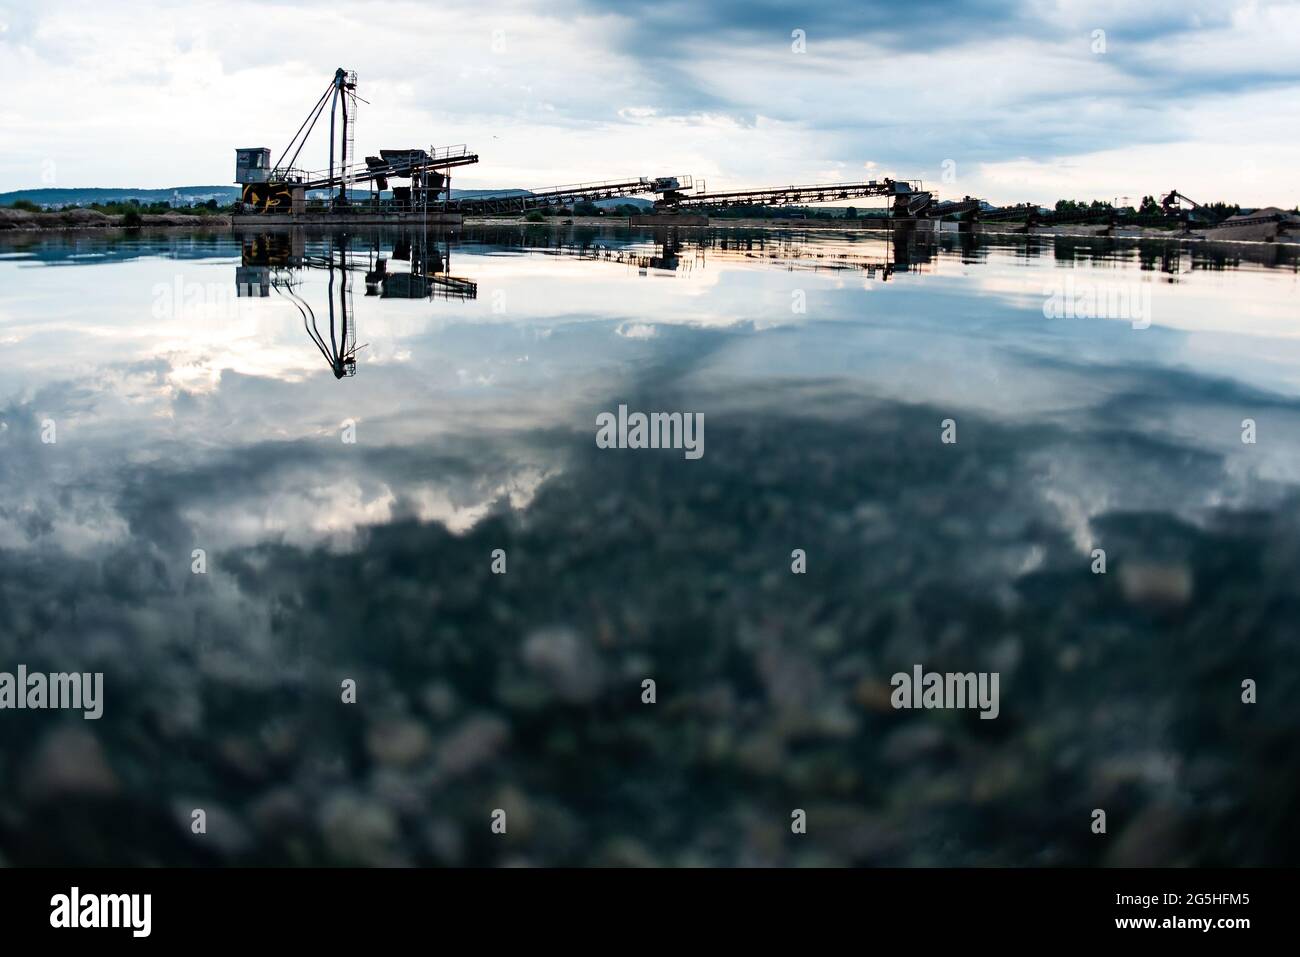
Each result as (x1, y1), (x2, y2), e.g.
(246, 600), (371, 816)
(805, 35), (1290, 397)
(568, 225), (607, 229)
(656, 179), (933, 218)
(449, 176), (688, 214)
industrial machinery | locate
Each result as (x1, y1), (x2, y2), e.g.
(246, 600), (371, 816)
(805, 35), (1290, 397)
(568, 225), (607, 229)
(234, 73), (954, 221)
(1160, 189), (1201, 216)
(234, 68), (968, 223)
(654, 178), (934, 218)
(446, 175), (690, 215)
(235, 68), (480, 214)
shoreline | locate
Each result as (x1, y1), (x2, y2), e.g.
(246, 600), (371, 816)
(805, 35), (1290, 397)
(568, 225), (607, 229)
(1, 210), (1296, 249)
(0, 208), (229, 233)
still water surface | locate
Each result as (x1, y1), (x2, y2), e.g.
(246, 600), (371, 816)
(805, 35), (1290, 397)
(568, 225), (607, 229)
(1, 225), (1298, 865)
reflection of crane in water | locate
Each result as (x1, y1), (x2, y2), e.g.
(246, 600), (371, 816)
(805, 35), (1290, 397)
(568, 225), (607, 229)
(266, 234), (361, 374)
(237, 231), (477, 378)
(276, 238), (361, 378)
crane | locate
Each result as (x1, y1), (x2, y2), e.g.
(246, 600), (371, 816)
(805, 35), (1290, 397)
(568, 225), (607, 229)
(272, 68), (361, 200)
(236, 67), (480, 212)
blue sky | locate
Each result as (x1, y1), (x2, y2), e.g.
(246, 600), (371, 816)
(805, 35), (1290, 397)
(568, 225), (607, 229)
(1, 0), (1298, 206)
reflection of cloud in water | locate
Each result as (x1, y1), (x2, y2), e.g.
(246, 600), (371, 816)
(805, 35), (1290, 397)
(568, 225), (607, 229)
(2, 385), (1300, 865)
(3, 228), (1300, 865)
(174, 458), (555, 549)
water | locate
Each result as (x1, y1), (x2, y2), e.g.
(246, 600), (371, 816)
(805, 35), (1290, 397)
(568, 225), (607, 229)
(1, 224), (1298, 866)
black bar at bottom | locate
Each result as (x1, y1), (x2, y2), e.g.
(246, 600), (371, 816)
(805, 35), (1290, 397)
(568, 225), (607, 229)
(0, 867), (1276, 943)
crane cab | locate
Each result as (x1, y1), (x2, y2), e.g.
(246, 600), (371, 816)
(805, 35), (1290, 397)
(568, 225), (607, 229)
(235, 148), (272, 185)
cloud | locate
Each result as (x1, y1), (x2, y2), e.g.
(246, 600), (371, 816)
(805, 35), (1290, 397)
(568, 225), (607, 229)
(2, 1), (1299, 205)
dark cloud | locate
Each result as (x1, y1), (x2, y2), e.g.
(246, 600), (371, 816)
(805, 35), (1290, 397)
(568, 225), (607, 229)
(570, 0), (1036, 54)
(562, 0), (1300, 173)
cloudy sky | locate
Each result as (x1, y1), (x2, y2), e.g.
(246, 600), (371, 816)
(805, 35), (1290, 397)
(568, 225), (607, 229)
(1, 0), (1298, 206)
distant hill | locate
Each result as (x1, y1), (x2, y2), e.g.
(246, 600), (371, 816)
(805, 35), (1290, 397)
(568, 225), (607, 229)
(0, 185), (653, 210)
(0, 186), (240, 207)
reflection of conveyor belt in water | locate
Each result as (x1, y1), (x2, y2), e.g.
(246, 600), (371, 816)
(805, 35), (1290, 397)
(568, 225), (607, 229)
(475, 227), (914, 280)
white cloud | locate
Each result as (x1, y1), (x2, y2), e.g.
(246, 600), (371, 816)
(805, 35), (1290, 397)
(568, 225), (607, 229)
(0, 0), (1297, 207)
